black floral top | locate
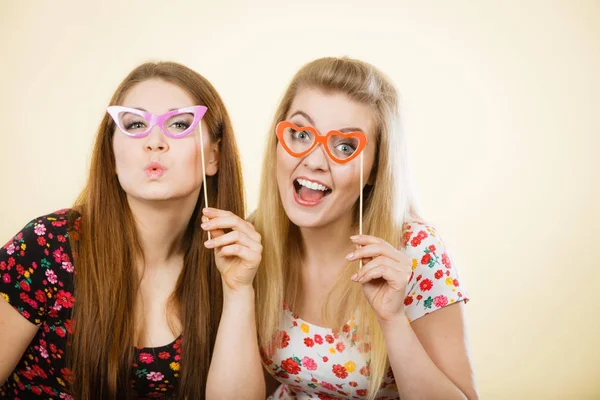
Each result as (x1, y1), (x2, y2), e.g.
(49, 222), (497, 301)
(0, 209), (182, 399)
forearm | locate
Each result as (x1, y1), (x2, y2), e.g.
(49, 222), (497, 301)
(381, 315), (468, 400)
(206, 287), (265, 400)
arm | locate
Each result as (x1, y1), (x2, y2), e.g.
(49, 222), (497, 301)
(350, 228), (478, 400)
(207, 286), (264, 399)
(381, 303), (478, 400)
(203, 208), (265, 400)
(0, 216), (53, 384)
(0, 299), (38, 384)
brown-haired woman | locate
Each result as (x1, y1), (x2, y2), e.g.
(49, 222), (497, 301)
(0, 61), (265, 399)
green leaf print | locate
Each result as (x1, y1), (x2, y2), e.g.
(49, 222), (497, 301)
(424, 296), (433, 309)
(135, 368), (148, 378)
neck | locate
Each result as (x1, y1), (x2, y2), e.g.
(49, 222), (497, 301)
(298, 212), (358, 273)
(128, 194), (198, 268)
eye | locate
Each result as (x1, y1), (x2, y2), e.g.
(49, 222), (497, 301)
(336, 142), (356, 154)
(125, 120), (147, 130)
(293, 130), (311, 141)
(170, 121), (190, 130)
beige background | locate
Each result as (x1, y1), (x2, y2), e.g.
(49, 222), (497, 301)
(1, 1), (599, 398)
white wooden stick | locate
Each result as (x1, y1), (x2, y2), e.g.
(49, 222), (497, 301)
(199, 123), (211, 241)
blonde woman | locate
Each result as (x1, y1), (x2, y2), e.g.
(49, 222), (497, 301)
(254, 57), (478, 399)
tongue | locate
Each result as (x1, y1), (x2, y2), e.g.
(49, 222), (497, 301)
(299, 186), (325, 202)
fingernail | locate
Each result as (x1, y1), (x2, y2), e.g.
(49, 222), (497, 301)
(201, 223), (210, 229)
(351, 273), (358, 281)
(346, 253), (354, 260)
(350, 235), (359, 240)
(204, 240), (213, 247)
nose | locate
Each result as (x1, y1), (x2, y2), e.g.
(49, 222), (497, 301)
(144, 126), (169, 153)
(302, 143), (329, 172)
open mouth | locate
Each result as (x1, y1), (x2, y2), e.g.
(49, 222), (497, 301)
(293, 178), (332, 205)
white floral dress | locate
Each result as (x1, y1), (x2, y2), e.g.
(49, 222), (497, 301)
(262, 223), (469, 399)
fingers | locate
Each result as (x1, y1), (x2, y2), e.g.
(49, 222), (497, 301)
(205, 229), (262, 254)
(218, 243), (262, 265)
(202, 208), (262, 243)
(350, 258), (407, 291)
(346, 242), (401, 263)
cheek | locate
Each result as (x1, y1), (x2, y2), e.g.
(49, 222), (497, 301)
(112, 137), (132, 174)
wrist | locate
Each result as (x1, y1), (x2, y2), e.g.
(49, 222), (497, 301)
(377, 311), (410, 333)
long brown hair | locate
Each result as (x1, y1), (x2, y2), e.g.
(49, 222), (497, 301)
(254, 57), (421, 398)
(67, 61), (245, 399)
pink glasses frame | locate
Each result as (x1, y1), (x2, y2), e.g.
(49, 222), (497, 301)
(106, 105), (208, 138)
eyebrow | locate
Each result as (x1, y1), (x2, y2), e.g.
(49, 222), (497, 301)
(288, 110), (365, 133)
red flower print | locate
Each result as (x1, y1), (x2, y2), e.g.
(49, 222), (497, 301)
(31, 386), (43, 395)
(19, 280), (30, 292)
(404, 295), (414, 306)
(453, 279), (459, 287)
(302, 356), (317, 371)
(314, 334), (324, 344)
(35, 290), (46, 303)
(417, 295), (423, 301)
(416, 274), (422, 281)
(360, 365), (370, 376)
(428, 244), (436, 252)
(325, 334), (334, 344)
(279, 330), (290, 349)
(304, 337), (315, 347)
(342, 324), (350, 333)
(158, 352), (170, 359)
(322, 356), (329, 362)
(2, 273), (10, 284)
(139, 352), (155, 364)
(410, 230), (428, 247)
(349, 381), (358, 387)
(281, 357), (301, 374)
(55, 327), (66, 337)
(421, 253), (431, 265)
(402, 231), (412, 247)
(358, 342), (371, 353)
(55, 290), (75, 308)
(321, 381), (336, 391)
(356, 389), (368, 396)
(332, 364), (348, 379)
(64, 319), (74, 334)
(434, 295), (449, 308)
(61, 367), (75, 384)
(419, 278), (433, 292)
(335, 342), (345, 352)
(37, 236), (46, 246)
(434, 269), (444, 279)
(442, 253), (452, 269)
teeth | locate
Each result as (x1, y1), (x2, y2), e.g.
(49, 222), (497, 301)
(297, 179), (329, 192)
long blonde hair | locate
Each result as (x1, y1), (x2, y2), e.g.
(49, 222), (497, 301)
(68, 61), (245, 399)
(254, 57), (420, 398)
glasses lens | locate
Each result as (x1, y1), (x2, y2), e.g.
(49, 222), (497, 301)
(327, 134), (360, 160)
(165, 112), (196, 136)
(117, 111), (151, 135)
(281, 126), (315, 154)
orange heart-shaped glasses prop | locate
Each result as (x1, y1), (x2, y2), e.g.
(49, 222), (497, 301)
(276, 121), (367, 164)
